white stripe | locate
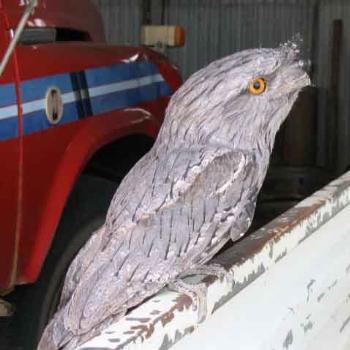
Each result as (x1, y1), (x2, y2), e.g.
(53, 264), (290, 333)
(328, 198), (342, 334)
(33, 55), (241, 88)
(22, 91), (78, 115)
(22, 98), (46, 115)
(0, 93), (79, 121)
(62, 91), (79, 105)
(0, 105), (18, 120)
(88, 74), (164, 98)
(0, 74), (164, 121)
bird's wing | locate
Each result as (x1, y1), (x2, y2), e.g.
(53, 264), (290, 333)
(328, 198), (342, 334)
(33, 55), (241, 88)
(58, 146), (257, 336)
(105, 146), (257, 244)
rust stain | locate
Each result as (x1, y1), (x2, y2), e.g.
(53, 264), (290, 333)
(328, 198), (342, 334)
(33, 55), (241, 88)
(160, 311), (175, 327)
(109, 294), (193, 349)
(159, 294), (192, 327)
(174, 294), (193, 310)
(218, 202), (324, 271)
(202, 274), (218, 285)
(219, 175), (350, 273)
(130, 323), (155, 339)
(145, 324), (155, 338)
(95, 173), (350, 350)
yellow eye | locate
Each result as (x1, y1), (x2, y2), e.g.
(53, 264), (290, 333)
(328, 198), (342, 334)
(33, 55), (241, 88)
(248, 77), (266, 95)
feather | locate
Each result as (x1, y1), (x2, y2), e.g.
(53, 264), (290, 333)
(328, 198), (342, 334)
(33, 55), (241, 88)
(38, 42), (310, 349)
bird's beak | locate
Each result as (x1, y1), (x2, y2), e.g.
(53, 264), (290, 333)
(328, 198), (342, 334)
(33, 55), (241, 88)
(291, 71), (311, 91)
(280, 61), (311, 94)
(294, 59), (311, 88)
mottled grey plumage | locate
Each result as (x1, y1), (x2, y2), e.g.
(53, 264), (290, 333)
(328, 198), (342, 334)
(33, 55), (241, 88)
(39, 42), (310, 350)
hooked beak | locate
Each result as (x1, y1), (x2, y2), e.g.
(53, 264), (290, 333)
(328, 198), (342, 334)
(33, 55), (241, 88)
(280, 60), (311, 95)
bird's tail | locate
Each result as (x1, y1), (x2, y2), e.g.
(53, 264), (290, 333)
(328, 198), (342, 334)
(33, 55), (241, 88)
(37, 311), (73, 350)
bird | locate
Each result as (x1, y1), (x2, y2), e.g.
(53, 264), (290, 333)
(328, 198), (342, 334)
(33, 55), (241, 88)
(38, 41), (310, 350)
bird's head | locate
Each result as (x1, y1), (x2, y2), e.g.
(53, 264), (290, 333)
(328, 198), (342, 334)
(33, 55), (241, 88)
(159, 41), (311, 152)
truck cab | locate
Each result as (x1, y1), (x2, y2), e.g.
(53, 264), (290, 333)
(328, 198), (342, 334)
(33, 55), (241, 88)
(0, 1), (181, 347)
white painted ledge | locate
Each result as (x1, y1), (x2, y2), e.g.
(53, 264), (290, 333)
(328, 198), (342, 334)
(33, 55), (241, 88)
(78, 171), (350, 350)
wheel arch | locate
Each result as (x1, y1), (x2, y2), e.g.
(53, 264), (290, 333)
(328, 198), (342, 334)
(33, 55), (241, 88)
(17, 118), (157, 285)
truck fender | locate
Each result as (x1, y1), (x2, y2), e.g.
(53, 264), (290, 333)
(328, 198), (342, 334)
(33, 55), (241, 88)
(18, 108), (160, 283)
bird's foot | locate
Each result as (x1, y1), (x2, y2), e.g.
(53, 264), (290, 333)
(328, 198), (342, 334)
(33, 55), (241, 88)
(168, 279), (208, 323)
(181, 263), (227, 280)
(181, 263), (233, 285)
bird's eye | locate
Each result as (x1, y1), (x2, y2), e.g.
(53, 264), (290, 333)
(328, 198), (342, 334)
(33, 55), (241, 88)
(248, 77), (266, 95)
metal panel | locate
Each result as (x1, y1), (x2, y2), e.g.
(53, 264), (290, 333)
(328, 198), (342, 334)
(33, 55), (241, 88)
(159, 0), (349, 172)
(92, 0), (350, 170)
(315, 0), (350, 172)
(161, 0), (315, 79)
(93, 0), (315, 77)
(78, 171), (350, 350)
(92, 0), (141, 45)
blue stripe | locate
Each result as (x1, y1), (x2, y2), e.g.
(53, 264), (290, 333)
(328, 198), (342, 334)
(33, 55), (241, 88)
(0, 117), (17, 140)
(159, 81), (173, 97)
(0, 83), (17, 140)
(20, 73), (73, 103)
(0, 60), (172, 141)
(90, 81), (171, 115)
(85, 61), (159, 88)
(23, 102), (80, 135)
(0, 83), (17, 107)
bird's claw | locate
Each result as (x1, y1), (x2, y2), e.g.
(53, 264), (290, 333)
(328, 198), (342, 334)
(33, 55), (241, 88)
(168, 279), (208, 323)
(181, 262), (233, 284)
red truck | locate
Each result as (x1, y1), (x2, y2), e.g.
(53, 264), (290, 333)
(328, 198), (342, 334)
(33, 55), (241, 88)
(0, 0), (181, 347)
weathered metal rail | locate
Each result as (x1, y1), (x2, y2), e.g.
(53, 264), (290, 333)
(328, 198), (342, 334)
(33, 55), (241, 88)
(78, 171), (350, 350)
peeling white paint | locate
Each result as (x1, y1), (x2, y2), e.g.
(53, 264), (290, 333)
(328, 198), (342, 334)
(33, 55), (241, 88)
(79, 171), (350, 350)
(171, 205), (350, 350)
